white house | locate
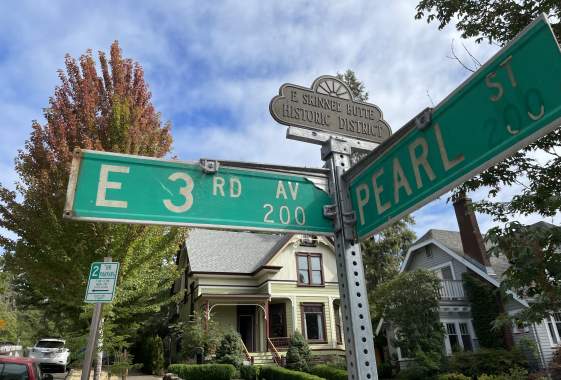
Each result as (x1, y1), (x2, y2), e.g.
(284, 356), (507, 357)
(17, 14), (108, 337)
(378, 223), (559, 370)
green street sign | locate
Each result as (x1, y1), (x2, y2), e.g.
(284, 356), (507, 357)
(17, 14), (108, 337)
(344, 15), (561, 240)
(64, 149), (333, 235)
(85, 262), (120, 303)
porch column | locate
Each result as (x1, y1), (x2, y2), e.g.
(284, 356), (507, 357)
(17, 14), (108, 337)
(265, 301), (270, 350)
(204, 301), (209, 332)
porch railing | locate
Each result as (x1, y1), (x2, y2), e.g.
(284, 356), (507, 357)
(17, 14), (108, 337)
(267, 338), (283, 366)
(269, 336), (291, 349)
(240, 339), (254, 364)
(439, 280), (465, 300)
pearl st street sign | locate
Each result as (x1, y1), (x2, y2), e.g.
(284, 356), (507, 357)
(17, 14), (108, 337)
(85, 262), (119, 303)
(64, 149), (333, 235)
(270, 76), (392, 143)
(344, 15), (561, 240)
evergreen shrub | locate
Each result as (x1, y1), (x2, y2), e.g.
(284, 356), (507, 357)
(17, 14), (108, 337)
(259, 366), (323, 380)
(310, 364), (347, 380)
(168, 363), (236, 380)
(215, 330), (245, 369)
(285, 332), (311, 372)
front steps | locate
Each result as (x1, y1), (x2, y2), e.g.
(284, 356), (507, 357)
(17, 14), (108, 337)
(249, 352), (275, 365)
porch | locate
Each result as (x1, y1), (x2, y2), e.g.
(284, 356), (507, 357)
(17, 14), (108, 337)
(200, 294), (294, 364)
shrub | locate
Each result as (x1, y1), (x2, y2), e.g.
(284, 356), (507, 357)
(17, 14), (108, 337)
(396, 365), (434, 380)
(377, 362), (394, 378)
(551, 346), (561, 379)
(310, 364), (347, 380)
(437, 374), (470, 380)
(285, 332), (312, 372)
(478, 366), (527, 380)
(215, 330), (245, 369)
(168, 363), (236, 380)
(240, 365), (260, 380)
(180, 312), (222, 359)
(259, 366), (323, 380)
(142, 336), (164, 375)
(447, 348), (527, 376)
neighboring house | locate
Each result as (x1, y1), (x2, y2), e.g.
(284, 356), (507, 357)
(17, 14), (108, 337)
(378, 224), (559, 370)
(168, 229), (344, 365)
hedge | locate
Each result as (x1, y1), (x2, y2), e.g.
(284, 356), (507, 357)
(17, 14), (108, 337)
(168, 364), (236, 380)
(240, 365), (260, 380)
(310, 365), (347, 380)
(259, 366), (324, 380)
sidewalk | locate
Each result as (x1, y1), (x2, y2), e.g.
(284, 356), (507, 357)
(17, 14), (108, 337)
(67, 369), (161, 380)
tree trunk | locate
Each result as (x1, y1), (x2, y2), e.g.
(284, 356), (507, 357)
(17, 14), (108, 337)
(93, 318), (104, 380)
(122, 350), (128, 380)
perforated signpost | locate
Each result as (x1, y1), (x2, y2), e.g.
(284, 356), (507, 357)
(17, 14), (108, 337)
(64, 14), (561, 380)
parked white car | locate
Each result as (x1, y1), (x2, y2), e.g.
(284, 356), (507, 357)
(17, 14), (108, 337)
(28, 338), (70, 373)
(0, 341), (23, 356)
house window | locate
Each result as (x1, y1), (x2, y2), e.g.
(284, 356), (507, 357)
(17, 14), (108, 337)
(296, 253), (324, 286)
(443, 320), (475, 354)
(334, 302), (342, 345)
(446, 323), (460, 352)
(459, 323), (473, 351)
(301, 303), (327, 342)
(546, 312), (561, 345)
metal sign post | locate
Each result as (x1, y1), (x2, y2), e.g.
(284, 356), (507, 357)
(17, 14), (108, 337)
(81, 257), (113, 380)
(322, 138), (378, 380)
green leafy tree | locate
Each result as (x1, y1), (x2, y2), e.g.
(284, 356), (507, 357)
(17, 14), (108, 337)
(0, 41), (183, 349)
(362, 216), (416, 292)
(373, 270), (444, 375)
(414, 0), (561, 323)
(215, 330), (245, 369)
(285, 331), (312, 372)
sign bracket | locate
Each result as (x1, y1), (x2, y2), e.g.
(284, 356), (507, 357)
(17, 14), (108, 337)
(200, 159), (220, 173)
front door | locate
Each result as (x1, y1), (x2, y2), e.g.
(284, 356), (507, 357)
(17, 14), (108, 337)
(237, 306), (255, 352)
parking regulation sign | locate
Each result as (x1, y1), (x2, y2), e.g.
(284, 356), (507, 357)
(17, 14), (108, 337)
(85, 262), (120, 303)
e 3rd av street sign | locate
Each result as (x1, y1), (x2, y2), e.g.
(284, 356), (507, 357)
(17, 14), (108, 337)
(344, 15), (561, 240)
(64, 149), (333, 235)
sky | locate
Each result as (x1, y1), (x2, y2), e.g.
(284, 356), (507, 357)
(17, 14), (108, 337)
(0, 0), (559, 244)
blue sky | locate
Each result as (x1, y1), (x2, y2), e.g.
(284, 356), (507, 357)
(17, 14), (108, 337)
(0, 0), (558, 243)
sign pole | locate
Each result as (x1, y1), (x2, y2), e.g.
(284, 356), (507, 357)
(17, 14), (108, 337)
(322, 138), (378, 380)
(81, 257), (111, 380)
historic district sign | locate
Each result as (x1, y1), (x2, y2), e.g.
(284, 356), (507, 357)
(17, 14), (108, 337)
(85, 262), (120, 303)
(270, 75), (392, 143)
(344, 15), (561, 240)
(64, 149), (333, 235)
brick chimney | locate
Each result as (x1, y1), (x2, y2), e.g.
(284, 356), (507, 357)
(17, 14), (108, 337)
(452, 192), (492, 271)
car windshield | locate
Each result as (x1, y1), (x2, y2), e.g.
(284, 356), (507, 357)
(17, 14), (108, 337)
(0, 363), (29, 380)
(35, 341), (64, 349)
(0, 344), (15, 347)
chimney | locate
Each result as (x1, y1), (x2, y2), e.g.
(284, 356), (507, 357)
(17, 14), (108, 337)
(453, 192), (493, 272)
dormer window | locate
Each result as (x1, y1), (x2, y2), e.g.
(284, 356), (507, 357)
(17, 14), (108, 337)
(296, 253), (324, 286)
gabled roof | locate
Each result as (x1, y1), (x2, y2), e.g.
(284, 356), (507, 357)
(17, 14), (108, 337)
(185, 229), (290, 274)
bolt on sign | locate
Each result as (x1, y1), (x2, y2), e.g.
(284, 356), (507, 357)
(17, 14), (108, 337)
(270, 75), (392, 143)
(64, 149), (333, 235)
(344, 14), (561, 240)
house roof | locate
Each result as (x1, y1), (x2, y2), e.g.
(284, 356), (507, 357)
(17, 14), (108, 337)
(185, 229), (290, 274)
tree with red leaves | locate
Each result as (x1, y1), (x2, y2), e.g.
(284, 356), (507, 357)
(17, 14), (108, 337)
(0, 42), (184, 348)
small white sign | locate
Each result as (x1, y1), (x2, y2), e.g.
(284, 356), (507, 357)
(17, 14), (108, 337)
(85, 262), (119, 303)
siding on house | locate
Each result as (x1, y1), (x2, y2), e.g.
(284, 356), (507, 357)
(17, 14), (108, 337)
(533, 320), (558, 366)
(407, 245), (468, 281)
